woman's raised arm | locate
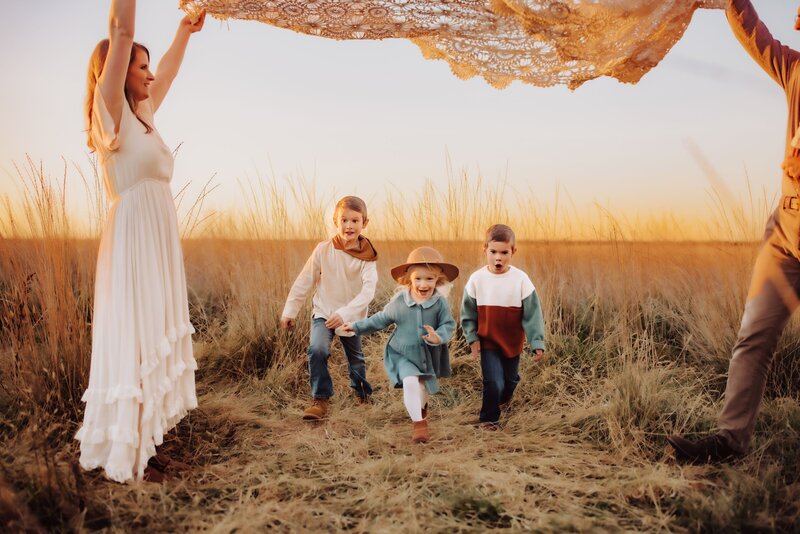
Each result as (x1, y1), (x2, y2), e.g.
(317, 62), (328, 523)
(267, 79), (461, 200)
(149, 12), (205, 113)
(98, 0), (136, 129)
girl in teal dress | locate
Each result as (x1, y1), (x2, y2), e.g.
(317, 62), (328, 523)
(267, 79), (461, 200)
(343, 246), (458, 443)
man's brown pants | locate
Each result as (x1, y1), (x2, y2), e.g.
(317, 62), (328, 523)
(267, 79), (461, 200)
(719, 234), (800, 452)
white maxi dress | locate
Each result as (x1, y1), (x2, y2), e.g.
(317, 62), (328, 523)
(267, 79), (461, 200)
(75, 90), (198, 483)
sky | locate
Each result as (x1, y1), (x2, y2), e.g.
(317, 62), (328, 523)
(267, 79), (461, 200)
(0, 1), (797, 236)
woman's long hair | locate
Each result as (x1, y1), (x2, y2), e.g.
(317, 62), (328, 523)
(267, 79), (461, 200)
(85, 39), (153, 150)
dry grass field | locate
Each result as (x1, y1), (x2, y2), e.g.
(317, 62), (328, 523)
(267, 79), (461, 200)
(1, 160), (799, 532)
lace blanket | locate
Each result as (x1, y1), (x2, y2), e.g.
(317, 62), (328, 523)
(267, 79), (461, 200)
(179, 0), (724, 89)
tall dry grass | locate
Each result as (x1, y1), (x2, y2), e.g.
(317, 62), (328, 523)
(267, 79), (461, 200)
(1, 160), (798, 531)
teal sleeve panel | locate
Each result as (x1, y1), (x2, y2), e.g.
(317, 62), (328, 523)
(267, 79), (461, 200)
(521, 290), (545, 352)
(460, 290), (479, 344)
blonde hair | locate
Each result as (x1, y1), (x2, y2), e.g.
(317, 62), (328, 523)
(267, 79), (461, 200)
(333, 196), (368, 222)
(484, 223), (516, 248)
(85, 39), (153, 150)
(396, 264), (448, 288)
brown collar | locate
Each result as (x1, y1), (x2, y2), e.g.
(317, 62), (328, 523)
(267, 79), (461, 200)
(331, 235), (378, 262)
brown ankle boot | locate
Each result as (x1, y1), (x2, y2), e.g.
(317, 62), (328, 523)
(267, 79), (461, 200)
(412, 420), (429, 443)
(143, 465), (171, 483)
(667, 433), (740, 464)
(303, 399), (330, 420)
(149, 452), (191, 473)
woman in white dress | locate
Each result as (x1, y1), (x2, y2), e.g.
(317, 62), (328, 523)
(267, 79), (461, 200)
(75, 0), (205, 483)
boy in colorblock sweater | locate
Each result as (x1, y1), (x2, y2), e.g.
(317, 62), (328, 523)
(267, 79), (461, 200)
(461, 224), (545, 428)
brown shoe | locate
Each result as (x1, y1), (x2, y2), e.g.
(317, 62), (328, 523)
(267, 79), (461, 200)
(143, 465), (171, 483)
(149, 452), (191, 473)
(479, 422), (499, 431)
(355, 393), (371, 405)
(412, 420), (429, 443)
(303, 399), (330, 420)
(667, 433), (741, 464)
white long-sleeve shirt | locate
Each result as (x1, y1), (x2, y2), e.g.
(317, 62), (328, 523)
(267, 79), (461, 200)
(282, 239), (378, 324)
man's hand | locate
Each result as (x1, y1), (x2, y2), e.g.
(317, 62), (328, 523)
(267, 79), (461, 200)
(470, 340), (480, 360)
(280, 316), (295, 330)
(325, 313), (344, 329)
(782, 156), (800, 180)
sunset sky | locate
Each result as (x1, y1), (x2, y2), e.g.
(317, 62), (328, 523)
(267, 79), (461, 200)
(0, 1), (797, 235)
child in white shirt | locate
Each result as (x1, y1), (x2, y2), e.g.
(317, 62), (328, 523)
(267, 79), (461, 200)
(281, 196), (378, 420)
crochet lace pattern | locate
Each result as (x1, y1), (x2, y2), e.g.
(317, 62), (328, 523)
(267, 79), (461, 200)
(179, 0), (724, 89)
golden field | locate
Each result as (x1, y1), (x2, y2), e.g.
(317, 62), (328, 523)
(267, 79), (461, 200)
(0, 160), (798, 532)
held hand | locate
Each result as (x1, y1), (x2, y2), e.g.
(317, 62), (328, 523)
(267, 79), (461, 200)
(782, 156), (800, 180)
(421, 325), (441, 345)
(341, 322), (355, 334)
(280, 316), (295, 330)
(533, 349), (545, 363)
(325, 313), (344, 329)
(181, 10), (206, 33)
(470, 340), (480, 361)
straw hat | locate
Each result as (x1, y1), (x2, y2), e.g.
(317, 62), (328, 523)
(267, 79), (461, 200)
(390, 246), (459, 282)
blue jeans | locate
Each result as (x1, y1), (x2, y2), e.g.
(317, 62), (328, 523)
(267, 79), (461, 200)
(308, 318), (373, 400)
(480, 349), (521, 423)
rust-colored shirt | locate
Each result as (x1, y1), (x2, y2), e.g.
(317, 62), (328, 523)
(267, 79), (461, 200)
(727, 0), (800, 253)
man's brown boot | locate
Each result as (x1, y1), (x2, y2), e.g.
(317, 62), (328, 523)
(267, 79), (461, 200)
(303, 399), (330, 420)
(667, 433), (741, 464)
(412, 420), (429, 443)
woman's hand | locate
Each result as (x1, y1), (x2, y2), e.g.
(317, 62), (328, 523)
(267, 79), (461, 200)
(181, 11), (206, 34)
(341, 322), (354, 334)
(533, 349), (545, 363)
(280, 316), (295, 330)
(422, 325), (441, 345)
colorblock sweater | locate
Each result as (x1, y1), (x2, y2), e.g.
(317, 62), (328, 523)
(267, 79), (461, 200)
(282, 238), (378, 324)
(460, 266), (545, 358)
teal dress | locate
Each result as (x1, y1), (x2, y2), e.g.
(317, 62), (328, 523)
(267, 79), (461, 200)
(352, 289), (455, 394)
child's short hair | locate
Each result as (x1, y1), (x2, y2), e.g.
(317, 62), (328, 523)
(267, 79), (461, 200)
(334, 196), (368, 222)
(484, 224), (516, 248)
(396, 264), (448, 288)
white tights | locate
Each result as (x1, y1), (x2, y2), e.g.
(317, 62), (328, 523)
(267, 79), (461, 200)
(402, 376), (429, 422)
